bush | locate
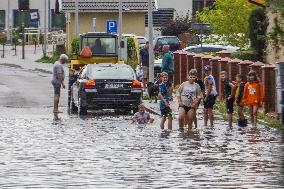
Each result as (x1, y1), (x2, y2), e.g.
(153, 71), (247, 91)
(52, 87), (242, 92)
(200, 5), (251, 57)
(231, 50), (259, 62)
(71, 37), (80, 55)
(0, 32), (7, 45)
(36, 53), (61, 64)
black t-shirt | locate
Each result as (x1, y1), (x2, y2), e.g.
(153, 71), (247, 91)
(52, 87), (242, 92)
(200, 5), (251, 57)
(195, 79), (205, 92)
(140, 48), (149, 67)
(223, 79), (232, 98)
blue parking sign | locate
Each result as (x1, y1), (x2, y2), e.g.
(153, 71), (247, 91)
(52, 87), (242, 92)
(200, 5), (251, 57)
(106, 20), (117, 33)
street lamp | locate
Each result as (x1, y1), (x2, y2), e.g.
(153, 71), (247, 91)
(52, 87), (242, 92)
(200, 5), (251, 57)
(148, 0), (154, 83)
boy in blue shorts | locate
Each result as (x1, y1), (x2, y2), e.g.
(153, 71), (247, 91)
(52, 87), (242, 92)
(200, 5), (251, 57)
(158, 72), (173, 130)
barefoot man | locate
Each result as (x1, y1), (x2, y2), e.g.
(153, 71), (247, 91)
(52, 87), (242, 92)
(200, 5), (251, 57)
(51, 54), (68, 120)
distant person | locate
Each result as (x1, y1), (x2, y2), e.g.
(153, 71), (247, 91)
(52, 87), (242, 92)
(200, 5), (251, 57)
(158, 72), (173, 130)
(140, 42), (149, 90)
(132, 104), (154, 124)
(51, 54), (68, 120)
(177, 70), (202, 130)
(161, 45), (174, 100)
(92, 38), (105, 54)
(220, 71), (235, 128)
(242, 70), (264, 126)
(203, 65), (218, 127)
(234, 74), (247, 127)
(80, 42), (92, 58)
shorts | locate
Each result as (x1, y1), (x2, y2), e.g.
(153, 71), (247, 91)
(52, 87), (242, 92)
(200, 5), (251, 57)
(166, 72), (173, 88)
(142, 66), (149, 79)
(179, 105), (192, 114)
(226, 97), (234, 114)
(161, 108), (173, 118)
(52, 83), (61, 95)
(204, 95), (216, 109)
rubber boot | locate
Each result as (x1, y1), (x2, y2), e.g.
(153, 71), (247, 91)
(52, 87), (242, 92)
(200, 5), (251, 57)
(243, 118), (248, 127)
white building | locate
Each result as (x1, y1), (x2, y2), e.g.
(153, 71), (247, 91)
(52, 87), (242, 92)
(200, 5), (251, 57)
(157, 0), (192, 17)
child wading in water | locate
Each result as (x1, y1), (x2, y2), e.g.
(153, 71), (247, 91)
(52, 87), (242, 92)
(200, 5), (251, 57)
(234, 74), (247, 127)
(158, 72), (173, 130)
(242, 70), (264, 126)
(177, 70), (202, 130)
(220, 71), (235, 127)
(132, 104), (154, 124)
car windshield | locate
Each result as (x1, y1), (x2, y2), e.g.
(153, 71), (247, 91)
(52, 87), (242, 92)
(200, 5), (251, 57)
(158, 37), (179, 45)
(137, 38), (146, 44)
(82, 37), (117, 55)
(88, 65), (135, 80)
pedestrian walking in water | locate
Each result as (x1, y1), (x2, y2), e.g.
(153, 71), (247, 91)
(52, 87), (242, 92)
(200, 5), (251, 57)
(177, 70), (202, 130)
(158, 72), (173, 130)
(242, 70), (264, 126)
(161, 45), (174, 100)
(139, 42), (149, 91)
(234, 74), (247, 127)
(220, 71), (235, 127)
(191, 69), (204, 128)
(203, 65), (218, 127)
(51, 54), (68, 120)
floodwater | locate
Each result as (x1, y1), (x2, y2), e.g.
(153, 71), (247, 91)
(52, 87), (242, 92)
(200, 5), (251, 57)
(0, 107), (283, 188)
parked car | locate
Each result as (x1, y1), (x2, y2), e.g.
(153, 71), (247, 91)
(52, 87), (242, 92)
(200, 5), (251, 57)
(153, 36), (182, 55)
(135, 36), (147, 48)
(69, 63), (143, 115)
(183, 44), (240, 54)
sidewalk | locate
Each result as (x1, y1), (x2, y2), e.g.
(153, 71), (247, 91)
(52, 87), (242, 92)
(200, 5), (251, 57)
(0, 44), (69, 75)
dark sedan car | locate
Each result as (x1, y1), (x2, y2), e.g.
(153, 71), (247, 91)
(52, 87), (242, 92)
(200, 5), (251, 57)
(69, 63), (143, 115)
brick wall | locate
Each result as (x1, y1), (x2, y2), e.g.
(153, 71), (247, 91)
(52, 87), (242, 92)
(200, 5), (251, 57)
(172, 51), (277, 113)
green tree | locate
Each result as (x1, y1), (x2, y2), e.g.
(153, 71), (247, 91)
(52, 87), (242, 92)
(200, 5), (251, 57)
(249, 9), (268, 61)
(197, 0), (256, 48)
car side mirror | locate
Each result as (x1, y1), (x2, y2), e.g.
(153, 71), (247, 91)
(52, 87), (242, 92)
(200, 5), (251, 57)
(120, 41), (125, 48)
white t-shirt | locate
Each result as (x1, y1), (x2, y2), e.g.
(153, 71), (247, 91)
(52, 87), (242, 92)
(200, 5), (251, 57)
(177, 81), (202, 107)
(134, 112), (150, 124)
(204, 75), (218, 96)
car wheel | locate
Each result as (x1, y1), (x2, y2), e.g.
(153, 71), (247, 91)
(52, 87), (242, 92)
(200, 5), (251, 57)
(68, 91), (77, 114)
(78, 96), (87, 116)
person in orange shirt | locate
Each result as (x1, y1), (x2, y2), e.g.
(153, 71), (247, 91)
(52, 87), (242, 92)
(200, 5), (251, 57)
(242, 70), (264, 126)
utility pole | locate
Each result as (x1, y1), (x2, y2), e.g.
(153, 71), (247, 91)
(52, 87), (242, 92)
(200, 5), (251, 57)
(75, 0), (79, 36)
(7, 0), (11, 44)
(148, 0), (154, 83)
(44, 0), (47, 57)
(118, 0), (122, 60)
(48, 0), (51, 31)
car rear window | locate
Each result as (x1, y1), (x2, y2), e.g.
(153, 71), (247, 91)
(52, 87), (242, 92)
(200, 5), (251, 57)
(158, 37), (179, 46)
(88, 65), (135, 80)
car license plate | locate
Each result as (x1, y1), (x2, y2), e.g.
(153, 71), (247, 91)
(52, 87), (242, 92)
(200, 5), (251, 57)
(105, 83), (124, 88)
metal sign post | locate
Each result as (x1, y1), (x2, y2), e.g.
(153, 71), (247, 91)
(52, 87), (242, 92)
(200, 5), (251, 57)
(118, 0), (123, 60)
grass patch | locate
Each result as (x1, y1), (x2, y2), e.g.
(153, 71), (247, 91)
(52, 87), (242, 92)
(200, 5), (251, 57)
(215, 101), (284, 131)
(36, 53), (61, 64)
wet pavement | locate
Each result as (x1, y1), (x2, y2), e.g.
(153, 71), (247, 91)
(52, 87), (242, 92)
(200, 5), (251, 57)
(0, 50), (284, 188)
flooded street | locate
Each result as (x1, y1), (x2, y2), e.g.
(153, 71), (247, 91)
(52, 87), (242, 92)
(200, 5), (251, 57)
(0, 64), (284, 188)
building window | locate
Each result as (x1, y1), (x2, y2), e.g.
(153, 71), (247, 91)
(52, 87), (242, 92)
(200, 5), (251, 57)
(13, 9), (39, 28)
(0, 10), (5, 31)
(193, 0), (215, 15)
(51, 9), (66, 31)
